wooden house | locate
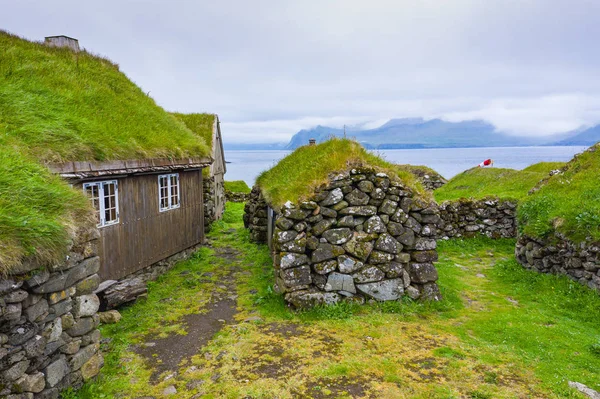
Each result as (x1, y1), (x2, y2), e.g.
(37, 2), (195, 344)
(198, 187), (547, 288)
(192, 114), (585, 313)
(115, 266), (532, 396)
(48, 158), (212, 281)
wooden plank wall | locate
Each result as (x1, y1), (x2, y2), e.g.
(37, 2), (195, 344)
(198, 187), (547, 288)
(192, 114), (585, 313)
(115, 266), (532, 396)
(79, 170), (204, 280)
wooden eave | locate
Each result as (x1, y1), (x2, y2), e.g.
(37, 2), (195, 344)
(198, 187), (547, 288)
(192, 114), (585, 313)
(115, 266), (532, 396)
(47, 157), (213, 179)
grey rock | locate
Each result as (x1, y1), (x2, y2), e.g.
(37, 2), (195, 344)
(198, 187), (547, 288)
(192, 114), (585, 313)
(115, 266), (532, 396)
(322, 228), (353, 245)
(412, 250), (438, 263)
(339, 206), (378, 216)
(356, 279), (404, 301)
(357, 180), (374, 193)
(23, 335), (47, 358)
(390, 208), (409, 223)
(1, 359), (29, 382)
(75, 274), (101, 296)
(342, 233), (374, 261)
(337, 255), (364, 274)
(414, 238), (437, 251)
(420, 283), (442, 301)
(70, 343), (99, 371)
(280, 253), (309, 270)
(325, 273), (356, 293)
(45, 298), (73, 322)
(31, 274), (67, 295)
(331, 200), (349, 211)
(13, 371), (45, 393)
(8, 322), (38, 346)
(311, 243), (344, 263)
(81, 329), (101, 346)
(345, 189), (370, 206)
(275, 230), (298, 244)
(312, 219), (336, 236)
(364, 216), (387, 234)
(352, 266), (385, 283)
(300, 201), (319, 210)
(337, 216), (356, 227)
(4, 290), (28, 303)
(395, 253), (411, 263)
(45, 356), (69, 387)
(24, 271), (50, 289)
(4, 302), (22, 321)
(282, 208), (311, 220)
(313, 260), (338, 275)
(66, 316), (97, 337)
(374, 233), (403, 254)
(319, 188), (344, 206)
(25, 299), (48, 322)
(285, 290), (341, 309)
(163, 385), (177, 396)
(320, 207), (337, 218)
(73, 294), (100, 318)
(396, 229), (416, 247)
(368, 251), (396, 264)
(275, 217), (294, 230)
(370, 188), (386, 200)
(0, 280), (23, 295)
(280, 265), (312, 287)
(408, 263), (439, 283)
(387, 221), (405, 236)
(379, 199), (398, 215)
(306, 236), (320, 250)
(281, 236), (307, 253)
(65, 256), (101, 287)
(406, 286), (420, 300)
(378, 262), (404, 278)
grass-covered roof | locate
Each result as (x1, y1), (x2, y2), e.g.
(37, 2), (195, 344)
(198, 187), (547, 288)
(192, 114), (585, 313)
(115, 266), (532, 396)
(434, 162), (565, 203)
(0, 31), (211, 274)
(170, 113), (215, 150)
(518, 144), (600, 242)
(256, 138), (427, 207)
(224, 180), (251, 194)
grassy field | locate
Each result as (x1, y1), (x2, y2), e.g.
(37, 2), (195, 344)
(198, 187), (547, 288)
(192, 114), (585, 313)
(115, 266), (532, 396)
(434, 162), (565, 202)
(68, 203), (600, 399)
(256, 138), (425, 208)
(225, 180), (252, 193)
(518, 144), (600, 242)
(0, 31), (211, 273)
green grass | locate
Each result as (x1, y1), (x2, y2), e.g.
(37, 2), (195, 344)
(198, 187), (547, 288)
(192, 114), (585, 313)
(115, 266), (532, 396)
(518, 144), (600, 242)
(434, 162), (565, 202)
(396, 164), (447, 180)
(224, 180), (251, 193)
(256, 138), (426, 208)
(0, 30), (211, 272)
(170, 112), (215, 150)
(70, 204), (600, 398)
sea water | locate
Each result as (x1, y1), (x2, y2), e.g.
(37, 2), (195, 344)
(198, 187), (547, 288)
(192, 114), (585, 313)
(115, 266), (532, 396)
(225, 146), (588, 186)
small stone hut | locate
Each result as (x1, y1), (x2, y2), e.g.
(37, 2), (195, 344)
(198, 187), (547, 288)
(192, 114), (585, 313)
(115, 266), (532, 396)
(244, 139), (442, 308)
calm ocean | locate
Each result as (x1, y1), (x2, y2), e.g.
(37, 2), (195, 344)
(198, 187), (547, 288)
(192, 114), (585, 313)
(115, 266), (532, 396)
(225, 146), (588, 186)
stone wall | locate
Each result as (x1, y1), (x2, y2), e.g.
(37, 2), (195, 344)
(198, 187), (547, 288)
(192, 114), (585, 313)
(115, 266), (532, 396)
(436, 198), (517, 240)
(246, 168), (442, 309)
(225, 190), (250, 203)
(203, 175), (217, 229)
(0, 226), (103, 398)
(243, 186), (269, 244)
(516, 234), (600, 293)
(415, 172), (447, 191)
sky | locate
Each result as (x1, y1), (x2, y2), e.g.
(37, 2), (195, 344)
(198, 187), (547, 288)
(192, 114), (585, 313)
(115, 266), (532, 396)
(1, 0), (599, 144)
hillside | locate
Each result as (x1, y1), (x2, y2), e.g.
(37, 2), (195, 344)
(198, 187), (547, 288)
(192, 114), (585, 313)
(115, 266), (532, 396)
(285, 118), (570, 150)
(556, 125), (600, 146)
(256, 138), (426, 207)
(0, 31), (211, 273)
(518, 144), (600, 242)
(434, 162), (565, 202)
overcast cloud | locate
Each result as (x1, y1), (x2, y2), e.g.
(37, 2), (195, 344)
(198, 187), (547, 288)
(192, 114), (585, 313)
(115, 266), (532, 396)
(1, 0), (599, 143)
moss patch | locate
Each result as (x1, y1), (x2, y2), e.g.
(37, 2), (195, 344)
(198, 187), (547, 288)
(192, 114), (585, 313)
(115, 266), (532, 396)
(224, 180), (251, 194)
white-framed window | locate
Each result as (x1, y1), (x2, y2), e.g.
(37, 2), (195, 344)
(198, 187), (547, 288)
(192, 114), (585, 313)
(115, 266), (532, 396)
(83, 180), (119, 227)
(158, 173), (180, 211)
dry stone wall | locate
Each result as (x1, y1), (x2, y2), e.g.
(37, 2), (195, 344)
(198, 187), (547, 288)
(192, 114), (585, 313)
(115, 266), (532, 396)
(436, 198), (517, 240)
(516, 234), (600, 293)
(247, 168), (442, 309)
(203, 176), (217, 229)
(225, 190), (250, 203)
(243, 186), (269, 244)
(0, 225), (103, 399)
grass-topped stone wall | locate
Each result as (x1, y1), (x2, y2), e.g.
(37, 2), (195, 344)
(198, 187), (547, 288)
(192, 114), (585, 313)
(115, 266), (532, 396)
(396, 164), (447, 191)
(516, 144), (600, 293)
(433, 163), (564, 240)
(244, 139), (442, 308)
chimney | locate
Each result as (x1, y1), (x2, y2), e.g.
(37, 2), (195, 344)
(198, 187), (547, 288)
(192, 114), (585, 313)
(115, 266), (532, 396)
(44, 35), (80, 52)
(309, 138), (316, 146)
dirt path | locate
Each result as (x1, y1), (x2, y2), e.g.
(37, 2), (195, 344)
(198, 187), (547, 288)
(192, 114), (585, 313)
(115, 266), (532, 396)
(136, 246), (240, 383)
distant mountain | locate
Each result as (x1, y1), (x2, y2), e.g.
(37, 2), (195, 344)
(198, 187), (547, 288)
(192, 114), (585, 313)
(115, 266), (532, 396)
(224, 142), (287, 151)
(555, 125), (600, 146)
(284, 118), (580, 150)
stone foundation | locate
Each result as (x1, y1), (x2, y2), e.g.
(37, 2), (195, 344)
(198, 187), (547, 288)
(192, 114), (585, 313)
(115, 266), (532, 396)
(0, 226), (103, 398)
(246, 168), (442, 308)
(203, 175), (217, 229)
(516, 234), (600, 293)
(95, 244), (202, 310)
(436, 198), (517, 239)
(243, 186), (269, 243)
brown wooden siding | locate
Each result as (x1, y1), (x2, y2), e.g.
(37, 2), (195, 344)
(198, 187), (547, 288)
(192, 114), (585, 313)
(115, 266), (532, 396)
(78, 170), (204, 280)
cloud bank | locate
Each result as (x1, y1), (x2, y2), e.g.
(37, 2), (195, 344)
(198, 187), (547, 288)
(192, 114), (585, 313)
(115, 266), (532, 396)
(2, 0), (599, 143)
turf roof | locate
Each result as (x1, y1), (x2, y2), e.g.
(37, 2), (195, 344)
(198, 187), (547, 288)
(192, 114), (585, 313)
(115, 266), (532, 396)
(255, 138), (427, 208)
(0, 31), (211, 274)
(434, 162), (565, 203)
